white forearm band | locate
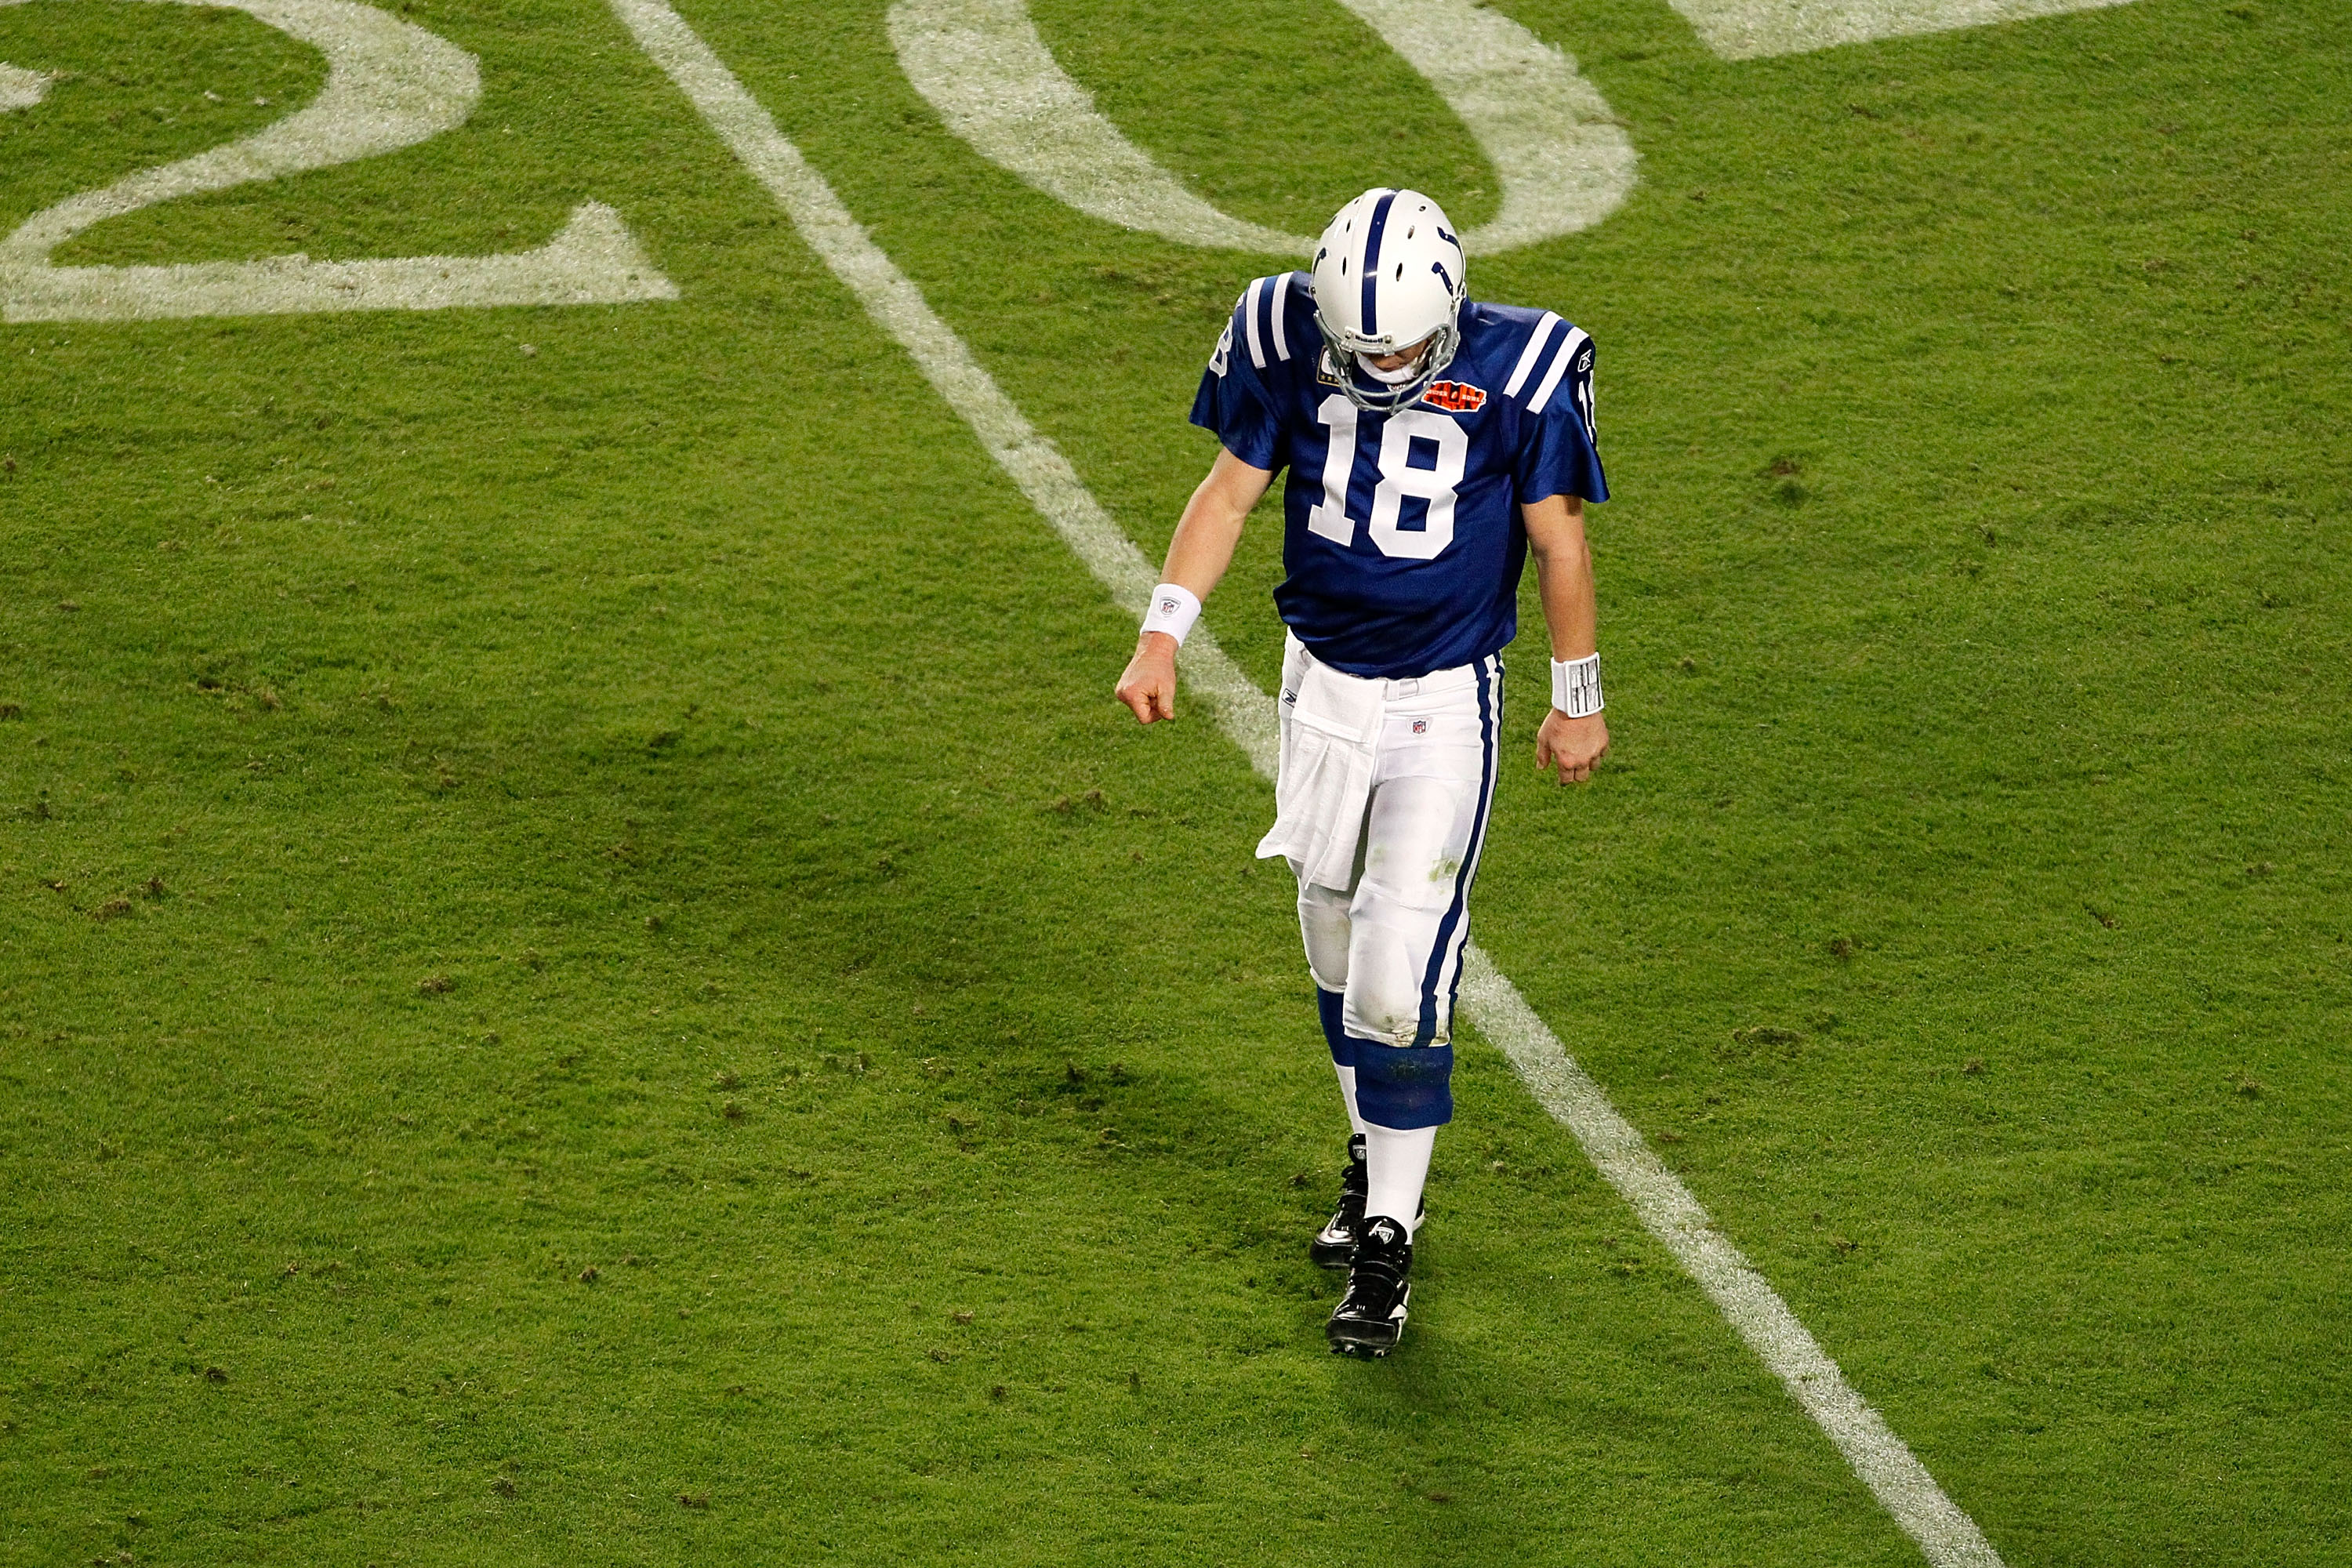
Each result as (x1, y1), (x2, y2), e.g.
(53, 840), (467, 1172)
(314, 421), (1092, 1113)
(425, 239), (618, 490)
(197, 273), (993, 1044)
(1140, 583), (1202, 647)
(1551, 652), (1604, 717)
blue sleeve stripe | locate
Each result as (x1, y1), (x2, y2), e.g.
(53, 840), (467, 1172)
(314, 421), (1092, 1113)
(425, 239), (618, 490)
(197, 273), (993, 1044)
(1242, 276), (1268, 369)
(1501, 312), (1562, 397)
(1528, 326), (1590, 414)
(1269, 271), (1294, 362)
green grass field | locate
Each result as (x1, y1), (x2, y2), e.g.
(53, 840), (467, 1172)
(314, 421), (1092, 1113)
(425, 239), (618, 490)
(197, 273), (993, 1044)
(3, 0), (2349, 1563)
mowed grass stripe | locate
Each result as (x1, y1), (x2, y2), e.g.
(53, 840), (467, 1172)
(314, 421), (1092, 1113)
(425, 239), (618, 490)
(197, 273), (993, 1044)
(602, 2), (2002, 1562)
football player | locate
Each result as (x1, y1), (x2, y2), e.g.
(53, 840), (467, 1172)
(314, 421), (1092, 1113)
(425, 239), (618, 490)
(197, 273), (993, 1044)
(1116, 189), (1610, 1356)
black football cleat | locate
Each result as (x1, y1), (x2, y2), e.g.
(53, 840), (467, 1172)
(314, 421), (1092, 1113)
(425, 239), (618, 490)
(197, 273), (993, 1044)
(1327, 1214), (1413, 1358)
(1309, 1134), (1370, 1269)
(1311, 1134), (1425, 1269)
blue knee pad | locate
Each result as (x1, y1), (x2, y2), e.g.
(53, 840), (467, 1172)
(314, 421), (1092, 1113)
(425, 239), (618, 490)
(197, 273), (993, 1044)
(1353, 1041), (1454, 1130)
(1318, 989), (1357, 1067)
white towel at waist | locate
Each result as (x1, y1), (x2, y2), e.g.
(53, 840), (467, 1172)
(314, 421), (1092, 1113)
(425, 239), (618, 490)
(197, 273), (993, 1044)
(1254, 645), (1385, 893)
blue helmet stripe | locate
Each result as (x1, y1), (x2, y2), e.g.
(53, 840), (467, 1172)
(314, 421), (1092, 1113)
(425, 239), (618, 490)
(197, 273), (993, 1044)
(1359, 191), (1396, 337)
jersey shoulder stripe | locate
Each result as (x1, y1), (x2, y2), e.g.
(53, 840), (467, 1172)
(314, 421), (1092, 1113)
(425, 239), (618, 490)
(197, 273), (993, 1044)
(1501, 311), (1563, 397)
(1527, 325), (1592, 414)
(1268, 271), (1294, 361)
(1234, 271), (1309, 370)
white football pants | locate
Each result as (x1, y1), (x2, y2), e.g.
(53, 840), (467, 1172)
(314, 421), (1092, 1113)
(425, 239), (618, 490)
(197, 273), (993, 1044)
(1277, 633), (1501, 1127)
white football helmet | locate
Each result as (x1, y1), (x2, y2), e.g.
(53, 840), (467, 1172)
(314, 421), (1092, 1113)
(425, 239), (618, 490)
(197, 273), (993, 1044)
(1310, 188), (1468, 412)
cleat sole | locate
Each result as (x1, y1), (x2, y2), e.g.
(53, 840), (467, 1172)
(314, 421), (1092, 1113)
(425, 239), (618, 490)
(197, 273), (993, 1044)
(1326, 1285), (1409, 1357)
(1327, 1328), (1399, 1358)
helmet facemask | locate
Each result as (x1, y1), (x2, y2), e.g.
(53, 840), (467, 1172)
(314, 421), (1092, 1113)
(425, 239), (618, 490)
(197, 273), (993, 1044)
(1319, 318), (1462, 414)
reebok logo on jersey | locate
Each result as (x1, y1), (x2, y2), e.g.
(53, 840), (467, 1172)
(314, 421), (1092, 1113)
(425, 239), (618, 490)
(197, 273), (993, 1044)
(1419, 380), (1486, 413)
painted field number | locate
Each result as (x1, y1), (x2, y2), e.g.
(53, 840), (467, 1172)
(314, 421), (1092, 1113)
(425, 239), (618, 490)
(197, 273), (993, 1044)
(888, 0), (2140, 256)
(0, 0), (675, 323)
(1669, 0), (2135, 61)
(0, 0), (2142, 323)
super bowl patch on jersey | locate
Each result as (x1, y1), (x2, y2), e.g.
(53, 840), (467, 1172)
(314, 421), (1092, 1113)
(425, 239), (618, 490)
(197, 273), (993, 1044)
(1421, 380), (1487, 413)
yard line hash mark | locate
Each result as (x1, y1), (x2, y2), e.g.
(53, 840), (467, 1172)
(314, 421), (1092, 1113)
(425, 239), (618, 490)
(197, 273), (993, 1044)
(604, 2), (2004, 1562)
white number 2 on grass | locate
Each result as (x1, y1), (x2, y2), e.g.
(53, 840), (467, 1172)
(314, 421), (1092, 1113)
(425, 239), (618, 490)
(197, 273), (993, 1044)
(0, 0), (675, 323)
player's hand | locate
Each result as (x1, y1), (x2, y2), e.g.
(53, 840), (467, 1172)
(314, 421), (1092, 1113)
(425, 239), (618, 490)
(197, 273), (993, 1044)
(1116, 633), (1180, 724)
(1536, 709), (1608, 783)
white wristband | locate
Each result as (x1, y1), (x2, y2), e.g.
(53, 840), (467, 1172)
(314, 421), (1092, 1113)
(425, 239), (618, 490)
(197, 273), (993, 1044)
(1551, 652), (1603, 717)
(1141, 583), (1202, 647)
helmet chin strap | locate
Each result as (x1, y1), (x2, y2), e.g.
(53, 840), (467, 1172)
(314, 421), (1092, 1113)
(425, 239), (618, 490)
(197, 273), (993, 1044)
(1356, 352), (1422, 386)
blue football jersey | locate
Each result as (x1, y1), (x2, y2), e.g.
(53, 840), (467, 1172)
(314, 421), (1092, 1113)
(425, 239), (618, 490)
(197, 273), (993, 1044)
(1190, 272), (1608, 679)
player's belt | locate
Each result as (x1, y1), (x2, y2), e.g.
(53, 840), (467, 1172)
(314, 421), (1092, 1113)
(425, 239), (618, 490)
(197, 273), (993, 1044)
(1294, 641), (1487, 703)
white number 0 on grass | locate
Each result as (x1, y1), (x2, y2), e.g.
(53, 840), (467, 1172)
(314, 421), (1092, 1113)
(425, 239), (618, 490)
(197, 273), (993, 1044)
(0, 0), (676, 323)
(889, 0), (2136, 256)
(889, 0), (1639, 256)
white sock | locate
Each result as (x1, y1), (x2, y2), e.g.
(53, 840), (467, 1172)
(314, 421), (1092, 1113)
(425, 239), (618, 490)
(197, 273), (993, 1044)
(1333, 1063), (1369, 1138)
(1363, 1122), (1435, 1240)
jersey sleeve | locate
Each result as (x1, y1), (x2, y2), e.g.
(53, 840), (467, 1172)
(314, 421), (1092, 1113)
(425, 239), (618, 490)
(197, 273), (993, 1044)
(1512, 328), (1609, 505)
(1188, 281), (1288, 472)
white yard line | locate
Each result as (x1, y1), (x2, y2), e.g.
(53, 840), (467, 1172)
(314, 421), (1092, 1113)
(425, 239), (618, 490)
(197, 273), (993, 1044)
(1459, 953), (2004, 1566)
(603, 2), (2005, 1562)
